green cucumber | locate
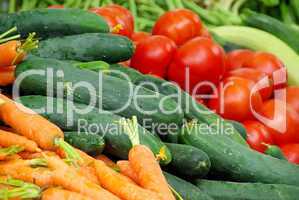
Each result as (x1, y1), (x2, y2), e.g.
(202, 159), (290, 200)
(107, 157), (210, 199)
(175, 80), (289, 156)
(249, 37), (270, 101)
(242, 9), (299, 54)
(15, 57), (183, 132)
(264, 144), (287, 160)
(165, 143), (210, 178)
(196, 180), (299, 200)
(179, 121), (299, 186)
(0, 9), (109, 39)
(18, 95), (172, 165)
(31, 33), (134, 63)
(87, 62), (248, 146)
(163, 172), (214, 200)
(226, 120), (247, 140)
(64, 131), (105, 155)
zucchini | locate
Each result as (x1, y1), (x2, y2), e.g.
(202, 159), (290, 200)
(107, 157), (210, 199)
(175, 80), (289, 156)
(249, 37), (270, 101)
(179, 121), (299, 186)
(211, 25), (299, 86)
(264, 144), (287, 160)
(15, 57), (183, 132)
(196, 180), (299, 200)
(165, 143), (211, 178)
(31, 33), (134, 63)
(64, 131), (105, 155)
(88, 63), (248, 146)
(163, 172), (214, 200)
(0, 9), (109, 39)
(18, 95), (172, 165)
(242, 10), (299, 54)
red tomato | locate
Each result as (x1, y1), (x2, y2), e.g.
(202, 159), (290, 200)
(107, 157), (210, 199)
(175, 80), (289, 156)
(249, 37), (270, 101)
(226, 49), (255, 71)
(89, 5), (134, 38)
(200, 26), (212, 39)
(243, 120), (274, 153)
(131, 32), (151, 44)
(48, 5), (64, 9)
(281, 144), (299, 164)
(286, 86), (299, 114)
(130, 35), (176, 77)
(243, 52), (286, 88)
(152, 9), (203, 45)
(208, 77), (263, 121)
(260, 99), (299, 145)
(167, 37), (225, 94)
(226, 68), (273, 100)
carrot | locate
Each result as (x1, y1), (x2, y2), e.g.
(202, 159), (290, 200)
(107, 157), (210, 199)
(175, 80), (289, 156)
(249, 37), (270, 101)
(120, 116), (175, 200)
(0, 95), (81, 164)
(0, 129), (40, 152)
(0, 31), (38, 67)
(0, 66), (15, 86)
(42, 188), (93, 200)
(94, 160), (161, 200)
(45, 156), (120, 200)
(0, 146), (24, 160)
(0, 125), (15, 132)
(77, 166), (99, 185)
(18, 151), (56, 160)
(96, 154), (119, 170)
(117, 160), (139, 183)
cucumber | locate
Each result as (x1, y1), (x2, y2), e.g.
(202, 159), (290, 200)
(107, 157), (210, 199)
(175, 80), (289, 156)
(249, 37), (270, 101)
(88, 63), (248, 146)
(18, 95), (172, 165)
(179, 121), (299, 186)
(163, 172), (214, 200)
(165, 143), (211, 178)
(31, 33), (134, 63)
(64, 131), (105, 155)
(242, 10), (299, 54)
(195, 180), (299, 200)
(15, 57), (183, 132)
(226, 120), (247, 140)
(264, 144), (287, 160)
(211, 26), (299, 86)
(0, 9), (109, 39)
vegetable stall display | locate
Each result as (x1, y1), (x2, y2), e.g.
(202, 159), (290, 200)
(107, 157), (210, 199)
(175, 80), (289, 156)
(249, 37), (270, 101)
(1, 1), (299, 200)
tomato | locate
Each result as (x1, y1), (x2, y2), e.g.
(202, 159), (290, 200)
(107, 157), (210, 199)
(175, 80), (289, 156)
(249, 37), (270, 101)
(286, 86), (299, 114)
(89, 5), (134, 38)
(130, 35), (176, 78)
(131, 32), (151, 44)
(208, 77), (263, 122)
(167, 37), (225, 94)
(243, 52), (287, 89)
(200, 26), (212, 39)
(260, 99), (299, 145)
(226, 49), (255, 71)
(152, 9), (203, 45)
(243, 120), (274, 153)
(281, 144), (299, 164)
(226, 68), (273, 100)
(48, 5), (64, 9)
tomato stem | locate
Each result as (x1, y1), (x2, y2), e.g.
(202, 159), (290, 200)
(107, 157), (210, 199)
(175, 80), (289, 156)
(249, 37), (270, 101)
(174, 0), (184, 8)
(129, 0), (138, 32)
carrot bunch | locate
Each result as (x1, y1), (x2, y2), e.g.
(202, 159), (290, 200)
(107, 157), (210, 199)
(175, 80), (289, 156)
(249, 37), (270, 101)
(0, 27), (38, 86)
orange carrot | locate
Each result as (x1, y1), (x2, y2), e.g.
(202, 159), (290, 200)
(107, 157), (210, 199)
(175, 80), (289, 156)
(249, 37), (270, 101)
(0, 94), (64, 150)
(56, 148), (94, 166)
(0, 125), (15, 132)
(42, 188), (93, 200)
(0, 146), (23, 161)
(45, 156), (120, 200)
(0, 66), (15, 86)
(77, 166), (99, 185)
(0, 41), (24, 66)
(18, 151), (56, 160)
(94, 160), (161, 200)
(117, 160), (139, 183)
(129, 145), (175, 200)
(0, 129), (40, 152)
(96, 154), (119, 169)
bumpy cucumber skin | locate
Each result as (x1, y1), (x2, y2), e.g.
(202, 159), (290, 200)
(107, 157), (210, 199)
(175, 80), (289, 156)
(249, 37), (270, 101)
(196, 180), (299, 200)
(179, 123), (299, 186)
(18, 95), (172, 165)
(165, 143), (211, 178)
(31, 33), (134, 63)
(15, 57), (183, 131)
(0, 9), (109, 38)
(64, 131), (105, 154)
(163, 172), (214, 200)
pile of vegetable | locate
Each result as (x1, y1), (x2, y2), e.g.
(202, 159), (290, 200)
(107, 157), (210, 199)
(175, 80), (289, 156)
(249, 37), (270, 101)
(1, 1), (299, 200)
